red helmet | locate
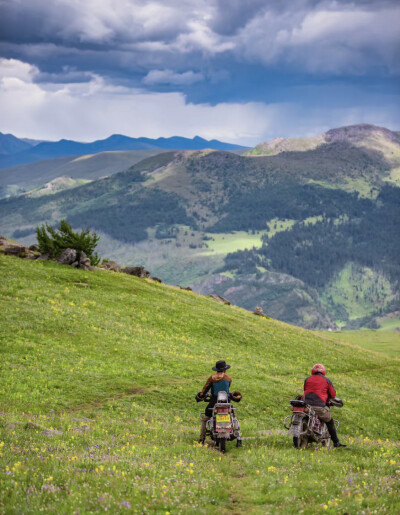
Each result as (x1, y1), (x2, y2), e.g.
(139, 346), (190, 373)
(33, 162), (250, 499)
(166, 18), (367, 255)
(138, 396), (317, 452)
(312, 363), (326, 375)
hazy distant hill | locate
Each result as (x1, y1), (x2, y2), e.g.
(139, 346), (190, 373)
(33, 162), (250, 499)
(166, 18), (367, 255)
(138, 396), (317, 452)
(0, 133), (248, 169)
(0, 149), (174, 198)
(1, 124), (399, 329)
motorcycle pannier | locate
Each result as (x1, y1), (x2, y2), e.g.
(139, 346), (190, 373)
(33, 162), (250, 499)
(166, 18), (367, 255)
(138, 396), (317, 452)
(290, 399), (306, 408)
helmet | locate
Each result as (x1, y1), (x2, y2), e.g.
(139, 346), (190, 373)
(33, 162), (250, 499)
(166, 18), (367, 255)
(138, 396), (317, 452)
(311, 363), (326, 375)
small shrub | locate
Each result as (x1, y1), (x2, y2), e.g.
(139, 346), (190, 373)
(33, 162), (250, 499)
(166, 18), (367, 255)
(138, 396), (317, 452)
(36, 219), (100, 265)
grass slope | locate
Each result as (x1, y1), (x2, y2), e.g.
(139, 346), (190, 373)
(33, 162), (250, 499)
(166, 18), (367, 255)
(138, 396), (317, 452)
(1, 257), (400, 514)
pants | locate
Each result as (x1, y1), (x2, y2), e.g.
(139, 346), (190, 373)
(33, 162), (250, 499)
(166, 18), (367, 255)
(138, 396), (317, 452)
(311, 406), (339, 444)
(311, 406), (332, 422)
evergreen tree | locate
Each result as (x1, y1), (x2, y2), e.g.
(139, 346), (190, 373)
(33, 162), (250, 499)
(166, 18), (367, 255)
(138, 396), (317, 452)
(36, 220), (100, 265)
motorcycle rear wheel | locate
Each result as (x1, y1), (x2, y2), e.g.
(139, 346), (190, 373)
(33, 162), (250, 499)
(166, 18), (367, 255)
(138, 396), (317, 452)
(218, 439), (226, 453)
(293, 420), (308, 449)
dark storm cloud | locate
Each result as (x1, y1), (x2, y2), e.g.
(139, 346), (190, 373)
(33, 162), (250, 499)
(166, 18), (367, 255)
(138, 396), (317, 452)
(0, 0), (190, 46)
(1, 0), (399, 82)
(0, 0), (399, 143)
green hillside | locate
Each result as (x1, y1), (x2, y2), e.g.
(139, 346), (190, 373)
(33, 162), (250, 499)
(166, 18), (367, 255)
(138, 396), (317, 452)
(0, 124), (399, 329)
(1, 256), (400, 513)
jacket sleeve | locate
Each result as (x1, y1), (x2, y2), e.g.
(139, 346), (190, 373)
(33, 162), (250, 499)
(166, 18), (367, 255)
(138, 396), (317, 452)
(201, 376), (213, 396)
(326, 378), (336, 399)
(303, 377), (309, 390)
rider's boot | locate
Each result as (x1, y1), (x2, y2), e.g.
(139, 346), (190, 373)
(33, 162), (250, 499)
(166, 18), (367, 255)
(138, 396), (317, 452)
(236, 438), (242, 447)
(326, 419), (346, 447)
(198, 438), (205, 445)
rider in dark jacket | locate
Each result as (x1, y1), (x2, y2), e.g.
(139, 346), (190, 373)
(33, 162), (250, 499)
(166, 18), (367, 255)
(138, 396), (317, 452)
(303, 363), (346, 448)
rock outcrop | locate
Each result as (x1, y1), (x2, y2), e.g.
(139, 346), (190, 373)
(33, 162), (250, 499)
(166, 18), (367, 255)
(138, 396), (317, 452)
(209, 294), (231, 305)
(253, 306), (268, 317)
(1, 235), (163, 285)
(121, 266), (150, 278)
(57, 249), (92, 269)
(0, 238), (39, 259)
(57, 248), (77, 265)
(101, 260), (120, 272)
(3, 244), (27, 257)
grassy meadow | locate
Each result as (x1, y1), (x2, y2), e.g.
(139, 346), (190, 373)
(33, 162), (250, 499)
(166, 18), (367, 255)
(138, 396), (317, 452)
(377, 314), (400, 332)
(318, 330), (400, 359)
(1, 256), (399, 514)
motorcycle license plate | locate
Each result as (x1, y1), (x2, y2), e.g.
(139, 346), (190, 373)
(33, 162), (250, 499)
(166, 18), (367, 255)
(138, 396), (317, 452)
(216, 414), (230, 423)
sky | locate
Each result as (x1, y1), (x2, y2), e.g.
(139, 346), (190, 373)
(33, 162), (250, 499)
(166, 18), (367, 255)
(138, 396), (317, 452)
(0, 0), (399, 145)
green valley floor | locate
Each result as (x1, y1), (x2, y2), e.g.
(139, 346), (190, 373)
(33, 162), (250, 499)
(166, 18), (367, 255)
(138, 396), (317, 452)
(0, 256), (399, 514)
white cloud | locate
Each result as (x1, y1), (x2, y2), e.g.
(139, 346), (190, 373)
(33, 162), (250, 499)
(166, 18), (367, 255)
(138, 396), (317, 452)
(0, 59), (271, 144)
(0, 59), (399, 145)
(173, 20), (236, 54)
(0, 58), (39, 80)
(143, 69), (204, 85)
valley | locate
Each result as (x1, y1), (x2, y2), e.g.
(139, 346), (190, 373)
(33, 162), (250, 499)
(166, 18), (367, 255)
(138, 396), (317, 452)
(0, 124), (399, 330)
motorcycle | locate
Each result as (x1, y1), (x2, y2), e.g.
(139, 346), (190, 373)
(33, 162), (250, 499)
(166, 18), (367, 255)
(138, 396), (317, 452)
(198, 390), (242, 453)
(284, 397), (343, 449)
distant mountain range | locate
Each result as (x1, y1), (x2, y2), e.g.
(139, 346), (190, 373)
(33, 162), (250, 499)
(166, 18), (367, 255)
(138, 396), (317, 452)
(0, 132), (34, 156)
(0, 132), (248, 169)
(0, 123), (399, 330)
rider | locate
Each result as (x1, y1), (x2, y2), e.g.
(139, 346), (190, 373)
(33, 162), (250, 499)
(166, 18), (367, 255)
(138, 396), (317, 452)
(303, 363), (346, 448)
(197, 360), (242, 446)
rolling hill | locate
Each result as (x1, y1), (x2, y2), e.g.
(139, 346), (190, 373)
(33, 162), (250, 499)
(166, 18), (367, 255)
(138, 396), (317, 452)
(246, 123), (400, 161)
(0, 149), (175, 198)
(0, 124), (399, 329)
(0, 255), (399, 513)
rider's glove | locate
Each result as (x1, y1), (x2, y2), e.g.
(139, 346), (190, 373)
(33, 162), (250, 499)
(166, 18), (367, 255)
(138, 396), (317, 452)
(195, 392), (204, 402)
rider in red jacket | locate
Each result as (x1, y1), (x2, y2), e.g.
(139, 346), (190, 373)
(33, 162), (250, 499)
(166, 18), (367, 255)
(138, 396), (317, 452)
(303, 364), (346, 448)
